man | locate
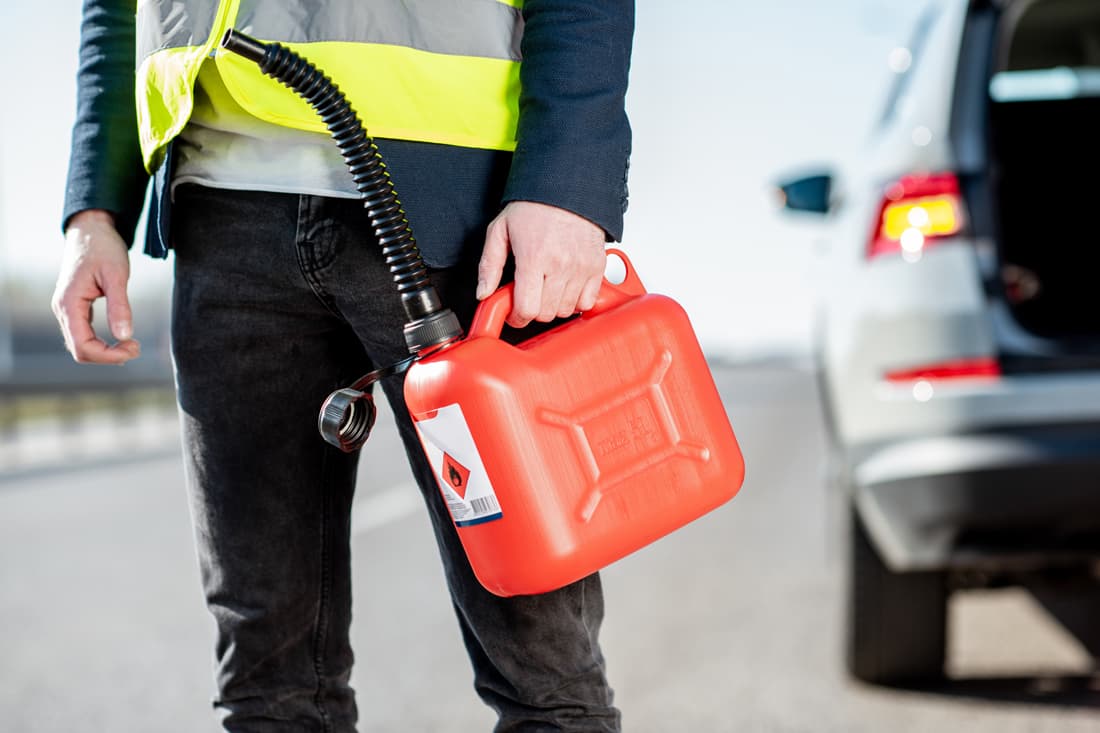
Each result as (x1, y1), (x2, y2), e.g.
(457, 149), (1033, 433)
(53, 1), (633, 731)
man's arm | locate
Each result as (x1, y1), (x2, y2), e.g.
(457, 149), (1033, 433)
(63, 0), (148, 239)
(53, 0), (148, 364)
(478, 0), (634, 327)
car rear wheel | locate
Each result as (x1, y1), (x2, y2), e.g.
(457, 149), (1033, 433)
(846, 505), (948, 684)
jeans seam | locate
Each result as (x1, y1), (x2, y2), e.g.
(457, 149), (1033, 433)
(579, 578), (610, 710)
(311, 448), (334, 732)
(295, 194), (345, 321)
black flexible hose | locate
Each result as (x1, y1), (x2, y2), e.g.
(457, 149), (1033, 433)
(221, 29), (462, 354)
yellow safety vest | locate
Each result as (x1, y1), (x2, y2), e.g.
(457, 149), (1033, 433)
(135, 0), (524, 172)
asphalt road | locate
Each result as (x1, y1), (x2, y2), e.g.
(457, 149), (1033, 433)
(2, 364), (1099, 732)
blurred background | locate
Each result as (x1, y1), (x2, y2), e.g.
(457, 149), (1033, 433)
(3, 1), (1099, 731)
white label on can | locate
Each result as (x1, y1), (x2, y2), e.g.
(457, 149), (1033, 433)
(413, 403), (501, 527)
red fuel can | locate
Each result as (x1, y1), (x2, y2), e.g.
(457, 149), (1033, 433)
(404, 250), (745, 596)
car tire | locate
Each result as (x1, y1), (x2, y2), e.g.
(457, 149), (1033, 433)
(845, 505), (948, 684)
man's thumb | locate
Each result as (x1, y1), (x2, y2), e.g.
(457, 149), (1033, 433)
(103, 274), (133, 341)
(478, 220), (509, 300)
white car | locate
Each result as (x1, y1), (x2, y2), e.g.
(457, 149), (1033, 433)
(780, 0), (1100, 684)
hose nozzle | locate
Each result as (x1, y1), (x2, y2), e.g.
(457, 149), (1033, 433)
(220, 29), (268, 64)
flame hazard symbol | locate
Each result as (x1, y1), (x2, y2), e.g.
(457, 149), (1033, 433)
(442, 452), (471, 499)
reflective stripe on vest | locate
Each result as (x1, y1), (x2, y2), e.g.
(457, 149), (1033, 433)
(135, 0), (524, 172)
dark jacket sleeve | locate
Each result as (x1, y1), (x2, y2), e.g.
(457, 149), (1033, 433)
(62, 0), (149, 244)
(501, 0), (634, 241)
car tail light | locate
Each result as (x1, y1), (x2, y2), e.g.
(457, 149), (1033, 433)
(884, 356), (1001, 383)
(869, 173), (966, 259)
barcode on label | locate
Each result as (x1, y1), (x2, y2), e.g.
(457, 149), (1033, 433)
(470, 496), (500, 515)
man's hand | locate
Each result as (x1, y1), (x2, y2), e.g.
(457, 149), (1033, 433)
(51, 209), (141, 364)
(477, 201), (606, 329)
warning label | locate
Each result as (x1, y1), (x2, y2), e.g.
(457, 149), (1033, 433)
(442, 453), (471, 498)
(414, 404), (502, 527)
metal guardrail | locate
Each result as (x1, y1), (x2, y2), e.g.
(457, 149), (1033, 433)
(0, 297), (174, 396)
(0, 352), (178, 474)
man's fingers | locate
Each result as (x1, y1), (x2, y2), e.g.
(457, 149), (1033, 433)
(73, 334), (141, 365)
(477, 219), (509, 300)
(103, 271), (134, 341)
(69, 313), (141, 364)
(508, 268), (544, 329)
(53, 291), (97, 360)
(542, 273), (572, 321)
(553, 273), (587, 319)
(55, 289), (140, 365)
(577, 274), (604, 313)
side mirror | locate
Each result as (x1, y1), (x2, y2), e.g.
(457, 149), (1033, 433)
(776, 172), (833, 215)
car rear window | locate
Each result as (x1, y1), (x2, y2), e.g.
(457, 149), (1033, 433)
(990, 0), (1100, 101)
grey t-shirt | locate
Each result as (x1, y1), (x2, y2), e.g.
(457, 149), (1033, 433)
(174, 61), (360, 201)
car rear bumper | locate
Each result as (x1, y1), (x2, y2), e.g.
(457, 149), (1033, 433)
(852, 423), (1100, 572)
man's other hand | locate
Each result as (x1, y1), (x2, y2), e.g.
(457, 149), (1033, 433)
(477, 201), (606, 329)
(51, 209), (141, 364)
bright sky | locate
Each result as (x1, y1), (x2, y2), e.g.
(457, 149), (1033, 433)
(0, 1), (924, 357)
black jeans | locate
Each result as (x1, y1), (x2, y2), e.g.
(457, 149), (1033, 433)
(170, 185), (620, 732)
